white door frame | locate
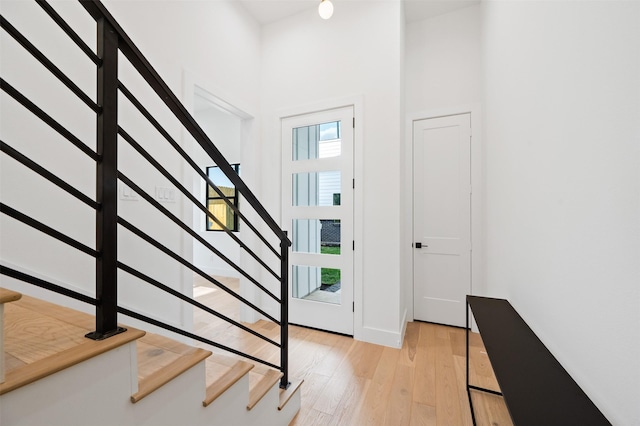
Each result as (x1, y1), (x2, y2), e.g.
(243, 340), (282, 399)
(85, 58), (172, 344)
(181, 69), (259, 324)
(277, 95), (364, 339)
(405, 104), (483, 323)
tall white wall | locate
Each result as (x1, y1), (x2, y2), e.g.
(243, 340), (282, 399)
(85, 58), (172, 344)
(260, 1), (405, 346)
(404, 5), (482, 317)
(405, 5), (481, 113)
(482, 2), (640, 424)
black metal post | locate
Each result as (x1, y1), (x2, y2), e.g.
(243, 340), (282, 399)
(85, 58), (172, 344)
(86, 17), (124, 340)
(279, 231), (290, 389)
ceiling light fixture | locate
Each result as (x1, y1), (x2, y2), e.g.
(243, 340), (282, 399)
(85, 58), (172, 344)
(318, 0), (334, 20)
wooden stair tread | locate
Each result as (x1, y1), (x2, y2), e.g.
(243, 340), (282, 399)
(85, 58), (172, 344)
(8, 294), (96, 330)
(3, 295), (129, 371)
(0, 288), (21, 304)
(131, 333), (212, 403)
(203, 359), (254, 407)
(247, 368), (283, 410)
(1, 326), (144, 395)
(4, 304), (91, 367)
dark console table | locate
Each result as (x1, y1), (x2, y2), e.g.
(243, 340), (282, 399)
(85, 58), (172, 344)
(465, 295), (610, 426)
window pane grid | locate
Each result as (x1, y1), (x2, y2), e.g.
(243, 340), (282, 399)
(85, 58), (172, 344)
(206, 164), (240, 232)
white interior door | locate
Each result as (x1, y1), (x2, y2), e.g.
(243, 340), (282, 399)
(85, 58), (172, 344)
(413, 113), (471, 327)
(282, 107), (354, 335)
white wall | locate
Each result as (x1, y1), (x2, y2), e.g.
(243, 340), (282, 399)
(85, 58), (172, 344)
(482, 1), (640, 424)
(404, 5), (483, 319)
(260, 1), (405, 346)
(405, 5), (481, 113)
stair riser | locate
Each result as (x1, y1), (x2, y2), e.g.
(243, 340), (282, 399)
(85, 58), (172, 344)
(130, 361), (209, 426)
(1, 343), (137, 426)
(1, 338), (299, 426)
(205, 374), (253, 424)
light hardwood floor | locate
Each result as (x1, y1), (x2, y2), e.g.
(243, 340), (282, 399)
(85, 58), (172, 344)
(193, 275), (512, 426)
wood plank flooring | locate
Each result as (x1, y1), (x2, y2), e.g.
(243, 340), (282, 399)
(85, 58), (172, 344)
(193, 275), (512, 426)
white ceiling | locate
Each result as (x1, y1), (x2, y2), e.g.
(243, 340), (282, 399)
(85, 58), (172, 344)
(237, 0), (480, 26)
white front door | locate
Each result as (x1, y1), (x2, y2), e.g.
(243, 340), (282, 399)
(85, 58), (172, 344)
(282, 107), (354, 335)
(413, 113), (471, 327)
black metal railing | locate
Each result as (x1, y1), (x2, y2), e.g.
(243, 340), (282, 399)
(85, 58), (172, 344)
(0, 0), (291, 388)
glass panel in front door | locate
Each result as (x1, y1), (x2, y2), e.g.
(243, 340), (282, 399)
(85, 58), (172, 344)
(292, 171), (341, 206)
(292, 219), (341, 254)
(292, 121), (341, 160)
(292, 265), (341, 305)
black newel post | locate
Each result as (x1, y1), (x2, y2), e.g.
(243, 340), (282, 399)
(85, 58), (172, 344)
(280, 231), (290, 389)
(86, 17), (124, 340)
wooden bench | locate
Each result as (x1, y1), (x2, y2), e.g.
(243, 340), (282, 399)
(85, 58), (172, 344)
(466, 295), (610, 426)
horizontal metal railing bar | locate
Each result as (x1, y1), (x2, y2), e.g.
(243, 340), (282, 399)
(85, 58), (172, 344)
(0, 202), (99, 257)
(116, 215), (280, 325)
(0, 78), (98, 161)
(118, 128), (281, 285)
(0, 140), (99, 210)
(80, 0), (289, 245)
(35, 0), (101, 65)
(117, 126), (233, 235)
(118, 261), (280, 348)
(117, 83), (280, 259)
(0, 15), (100, 113)
(0, 264), (97, 306)
(117, 305), (280, 371)
(117, 168), (281, 302)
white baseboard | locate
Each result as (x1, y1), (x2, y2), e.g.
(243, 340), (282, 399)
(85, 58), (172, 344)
(359, 325), (403, 349)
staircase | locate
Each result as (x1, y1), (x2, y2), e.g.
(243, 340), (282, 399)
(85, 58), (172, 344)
(1, 0), (298, 424)
(0, 289), (301, 425)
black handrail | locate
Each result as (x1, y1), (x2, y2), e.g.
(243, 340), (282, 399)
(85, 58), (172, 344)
(117, 81), (282, 259)
(79, 0), (290, 245)
(0, 0), (291, 389)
